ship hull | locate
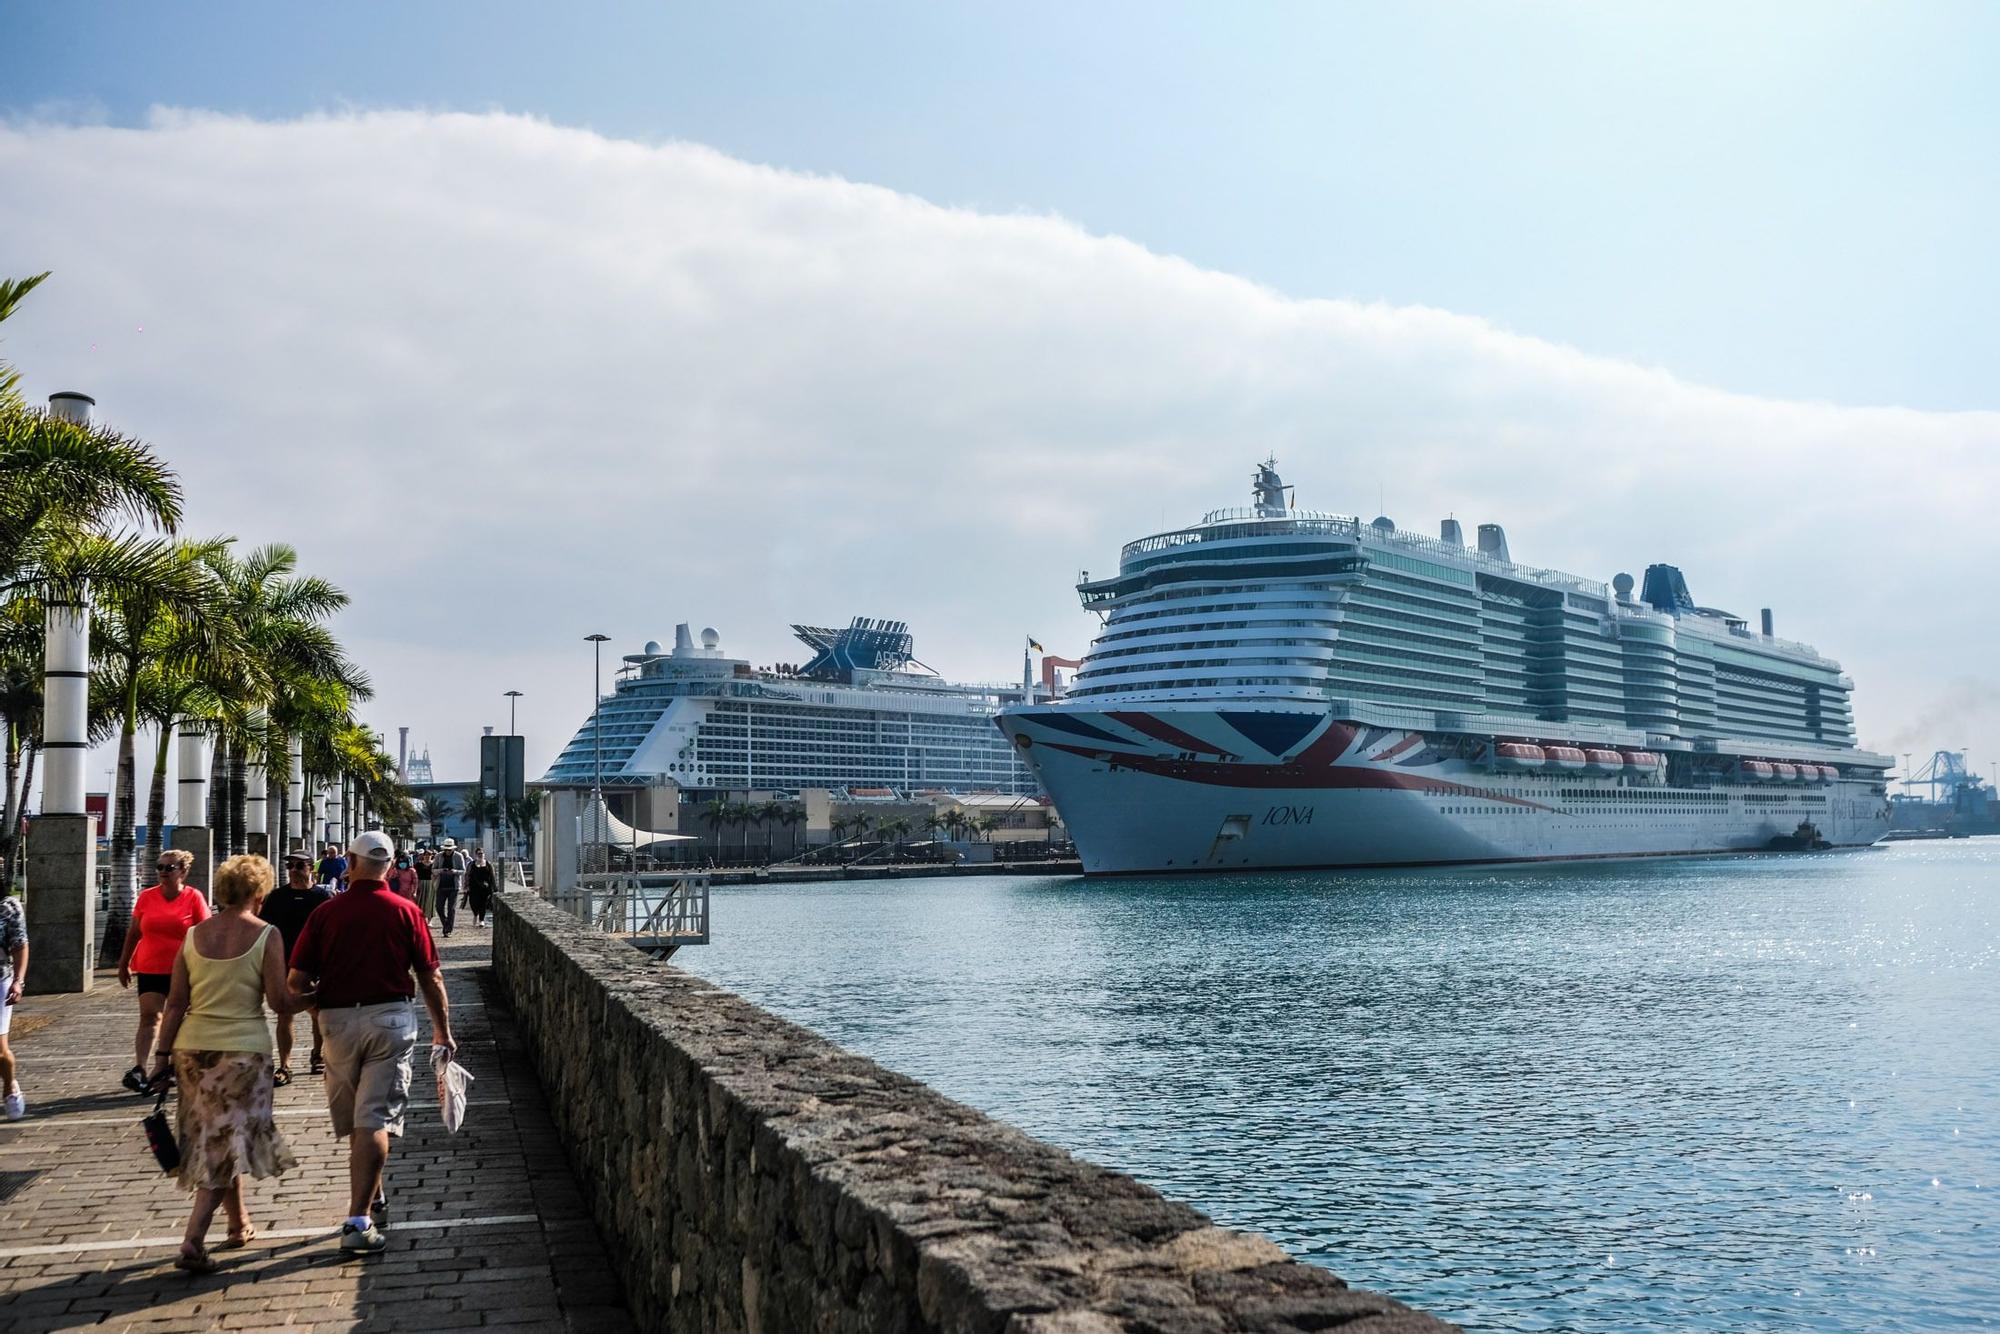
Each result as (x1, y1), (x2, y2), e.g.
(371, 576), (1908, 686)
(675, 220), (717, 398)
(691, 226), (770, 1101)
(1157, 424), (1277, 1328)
(998, 707), (1892, 875)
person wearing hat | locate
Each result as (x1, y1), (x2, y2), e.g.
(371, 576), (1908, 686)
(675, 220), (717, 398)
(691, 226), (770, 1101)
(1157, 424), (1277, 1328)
(432, 838), (467, 938)
(262, 849), (334, 1082)
(286, 831), (455, 1254)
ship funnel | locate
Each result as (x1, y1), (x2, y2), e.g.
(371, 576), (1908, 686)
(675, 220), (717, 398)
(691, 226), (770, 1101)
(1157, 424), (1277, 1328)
(673, 623), (694, 655)
(48, 391), (94, 424)
(1439, 518), (1464, 546)
(1760, 608), (1774, 637)
(1477, 523), (1510, 563)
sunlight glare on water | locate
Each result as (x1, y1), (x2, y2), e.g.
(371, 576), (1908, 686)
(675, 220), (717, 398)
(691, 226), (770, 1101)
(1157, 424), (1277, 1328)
(686, 841), (1999, 1331)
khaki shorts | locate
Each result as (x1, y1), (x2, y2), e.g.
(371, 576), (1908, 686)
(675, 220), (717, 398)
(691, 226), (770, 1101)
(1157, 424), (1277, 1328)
(318, 1000), (419, 1136)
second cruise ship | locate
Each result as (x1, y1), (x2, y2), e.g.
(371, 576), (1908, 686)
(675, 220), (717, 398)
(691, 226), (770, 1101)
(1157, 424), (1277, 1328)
(999, 462), (1893, 873)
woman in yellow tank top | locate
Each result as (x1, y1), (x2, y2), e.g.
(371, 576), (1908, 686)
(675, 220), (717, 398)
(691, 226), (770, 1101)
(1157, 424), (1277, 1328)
(149, 854), (304, 1274)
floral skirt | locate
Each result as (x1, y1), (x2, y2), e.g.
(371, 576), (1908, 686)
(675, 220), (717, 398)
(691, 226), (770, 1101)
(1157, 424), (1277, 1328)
(173, 1050), (298, 1191)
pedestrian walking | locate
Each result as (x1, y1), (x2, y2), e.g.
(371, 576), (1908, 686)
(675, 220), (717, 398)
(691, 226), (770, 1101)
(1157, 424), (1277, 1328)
(145, 853), (301, 1274)
(465, 848), (495, 927)
(413, 849), (436, 924)
(433, 839), (466, 938)
(262, 851), (333, 1083)
(315, 843), (347, 890)
(389, 854), (419, 902)
(116, 850), (210, 1094)
(285, 831), (455, 1254)
(1, 888), (28, 1120)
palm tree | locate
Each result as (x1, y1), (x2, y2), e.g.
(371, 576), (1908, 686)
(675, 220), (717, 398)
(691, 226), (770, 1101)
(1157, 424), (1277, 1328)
(0, 272), (51, 407)
(775, 805), (806, 858)
(201, 544), (365, 855)
(506, 795), (538, 858)
(420, 795), (454, 838)
(972, 812), (1000, 842)
(460, 790), (502, 845)
(700, 797), (730, 859)
(95, 538), (232, 943)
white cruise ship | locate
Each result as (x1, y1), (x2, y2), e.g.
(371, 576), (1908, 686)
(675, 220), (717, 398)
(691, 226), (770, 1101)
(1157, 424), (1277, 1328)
(542, 618), (1038, 796)
(999, 463), (1894, 874)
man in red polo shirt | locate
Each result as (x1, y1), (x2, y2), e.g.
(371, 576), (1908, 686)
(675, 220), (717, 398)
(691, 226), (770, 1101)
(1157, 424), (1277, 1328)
(288, 830), (455, 1254)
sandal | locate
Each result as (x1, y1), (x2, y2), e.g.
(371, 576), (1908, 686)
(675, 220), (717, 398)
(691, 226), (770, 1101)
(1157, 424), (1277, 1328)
(122, 1065), (149, 1095)
(174, 1244), (216, 1274)
(273, 1067), (292, 1088)
(221, 1225), (257, 1248)
(309, 1054), (324, 1075)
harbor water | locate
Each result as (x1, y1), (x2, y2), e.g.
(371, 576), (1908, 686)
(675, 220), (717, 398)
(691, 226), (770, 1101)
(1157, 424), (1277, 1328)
(686, 840), (1998, 1332)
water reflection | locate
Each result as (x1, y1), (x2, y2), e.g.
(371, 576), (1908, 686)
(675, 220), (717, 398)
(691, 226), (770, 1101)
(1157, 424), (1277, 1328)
(689, 842), (2000, 1331)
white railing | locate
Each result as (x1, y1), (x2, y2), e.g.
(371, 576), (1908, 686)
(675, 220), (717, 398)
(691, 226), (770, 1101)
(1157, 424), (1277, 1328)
(547, 872), (711, 951)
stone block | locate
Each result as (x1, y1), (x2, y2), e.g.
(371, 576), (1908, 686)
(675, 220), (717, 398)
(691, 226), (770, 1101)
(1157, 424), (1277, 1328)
(24, 812), (95, 993)
(170, 825), (214, 894)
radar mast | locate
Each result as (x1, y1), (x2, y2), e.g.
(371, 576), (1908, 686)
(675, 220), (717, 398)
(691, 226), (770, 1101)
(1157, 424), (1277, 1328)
(1253, 457), (1293, 517)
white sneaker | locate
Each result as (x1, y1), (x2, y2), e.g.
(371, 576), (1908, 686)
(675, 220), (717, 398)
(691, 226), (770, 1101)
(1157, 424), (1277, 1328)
(3, 1091), (23, 1120)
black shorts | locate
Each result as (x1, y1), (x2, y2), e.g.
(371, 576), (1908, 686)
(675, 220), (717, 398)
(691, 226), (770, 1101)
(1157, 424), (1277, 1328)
(136, 972), (172, 996)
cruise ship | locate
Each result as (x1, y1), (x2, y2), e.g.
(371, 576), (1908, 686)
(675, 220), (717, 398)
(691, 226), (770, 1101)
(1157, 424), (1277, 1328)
(998, 462), (1893, 874)
(541, 618), (1038, 796)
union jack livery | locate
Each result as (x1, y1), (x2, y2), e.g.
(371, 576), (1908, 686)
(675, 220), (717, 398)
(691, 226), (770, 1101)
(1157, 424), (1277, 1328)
(1000, 463), (1894, 874)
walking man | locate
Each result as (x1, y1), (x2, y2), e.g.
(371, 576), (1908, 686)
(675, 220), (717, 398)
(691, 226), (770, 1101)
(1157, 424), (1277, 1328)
(286, 831), (455, 1254)
(263, 850), (333, 1082)
(433, 839), (467, 938)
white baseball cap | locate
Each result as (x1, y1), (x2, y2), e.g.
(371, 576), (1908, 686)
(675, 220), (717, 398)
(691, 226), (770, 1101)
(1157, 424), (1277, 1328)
(348, 830), (395, 864)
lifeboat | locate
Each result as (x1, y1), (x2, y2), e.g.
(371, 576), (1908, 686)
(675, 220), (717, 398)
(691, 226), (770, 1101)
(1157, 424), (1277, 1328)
(1624, 751), (1662, 773)
(1770, 762), (1798, 783)
(1544, 745), (1587, 772)
(1820, 764), (1841, 782)
(1583, 748), (1624, 774)
(1741, 760), (1775, 782)
(1494, 742), (1546, 772)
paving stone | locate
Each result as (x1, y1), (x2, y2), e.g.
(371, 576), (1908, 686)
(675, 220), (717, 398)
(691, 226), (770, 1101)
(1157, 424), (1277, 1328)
(0, 919), (635, 1333)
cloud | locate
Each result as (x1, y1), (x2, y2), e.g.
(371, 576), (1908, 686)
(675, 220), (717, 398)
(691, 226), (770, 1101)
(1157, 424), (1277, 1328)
(1, 108), (1993, 789)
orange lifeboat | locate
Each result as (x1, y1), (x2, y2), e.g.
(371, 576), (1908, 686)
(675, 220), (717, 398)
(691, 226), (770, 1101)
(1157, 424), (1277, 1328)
(1819, 764), (1841, 782)
(1583, 748), (1624, 774)
(1494, 742), (1546, 772)
(1741, 760), (1775, 782)
(1770, 762), (1798, 782)
(1545, 745), (1586, 772)
(1624, 751), (1662, 772)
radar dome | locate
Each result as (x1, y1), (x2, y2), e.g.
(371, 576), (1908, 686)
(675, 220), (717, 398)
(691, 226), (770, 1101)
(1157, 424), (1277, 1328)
(1612, 572), (1635, 598)
(700, 627), (720, 649)
(1370, 515), (1396, 532)
(643, 640), (662, 656)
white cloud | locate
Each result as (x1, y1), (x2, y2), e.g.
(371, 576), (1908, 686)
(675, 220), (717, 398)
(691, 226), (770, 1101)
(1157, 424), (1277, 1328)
(1, 108), (1993, 791)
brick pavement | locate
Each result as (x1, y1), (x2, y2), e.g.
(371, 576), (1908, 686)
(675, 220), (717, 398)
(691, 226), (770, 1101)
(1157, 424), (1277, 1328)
(0, 918), (635, 1333)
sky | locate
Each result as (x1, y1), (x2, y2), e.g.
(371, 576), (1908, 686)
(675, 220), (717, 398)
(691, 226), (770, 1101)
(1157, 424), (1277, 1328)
(3, 3), (1997, 798)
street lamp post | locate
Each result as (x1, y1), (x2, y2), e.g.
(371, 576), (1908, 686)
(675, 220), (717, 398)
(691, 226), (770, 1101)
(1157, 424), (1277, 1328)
(502, 690), (523, 875)
(585, 635), (610, 873)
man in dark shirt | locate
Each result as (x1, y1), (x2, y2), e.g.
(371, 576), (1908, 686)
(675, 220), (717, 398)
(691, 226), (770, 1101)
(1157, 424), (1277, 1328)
(288, 831), (455, 1254)
(264, 850), (333, 1080)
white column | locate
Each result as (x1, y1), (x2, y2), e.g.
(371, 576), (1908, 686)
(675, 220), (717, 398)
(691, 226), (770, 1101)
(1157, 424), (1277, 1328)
(245, 762), (267, 836)
(312, 784), (329, 845)
(326, 782), (343, 845)
(40, 602), (90, 815)
(176, 717), (209, 827)
(286, 739), (305, 846)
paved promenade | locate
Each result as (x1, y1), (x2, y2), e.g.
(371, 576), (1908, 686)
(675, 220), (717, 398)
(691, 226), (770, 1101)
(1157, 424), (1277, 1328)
(0, 921), (635, 1333)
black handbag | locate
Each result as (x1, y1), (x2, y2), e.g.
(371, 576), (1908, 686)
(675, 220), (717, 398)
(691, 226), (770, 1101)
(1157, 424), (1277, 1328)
(141, 1079), (180, 1174)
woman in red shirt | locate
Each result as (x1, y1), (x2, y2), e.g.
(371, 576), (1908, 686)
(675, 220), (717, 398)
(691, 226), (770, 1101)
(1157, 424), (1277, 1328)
(116, 850), (210, 1093)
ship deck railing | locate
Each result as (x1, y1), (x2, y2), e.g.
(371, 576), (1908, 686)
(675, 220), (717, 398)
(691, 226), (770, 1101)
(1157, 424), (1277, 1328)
(546, 872), (711, 961)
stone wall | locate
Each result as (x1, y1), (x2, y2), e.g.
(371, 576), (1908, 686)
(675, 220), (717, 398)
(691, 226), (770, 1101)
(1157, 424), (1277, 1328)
(492, 893), (1454, 1333)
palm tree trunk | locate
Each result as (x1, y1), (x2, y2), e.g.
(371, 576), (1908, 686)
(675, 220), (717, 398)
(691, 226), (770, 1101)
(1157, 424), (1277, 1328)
(146, 723), (171, 863)
(2, 719), (21, 890)
(103, 718), (140, 965)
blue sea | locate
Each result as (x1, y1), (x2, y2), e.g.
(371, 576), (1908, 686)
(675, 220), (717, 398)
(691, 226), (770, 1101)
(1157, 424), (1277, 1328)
(686, 841), (1998, 1331)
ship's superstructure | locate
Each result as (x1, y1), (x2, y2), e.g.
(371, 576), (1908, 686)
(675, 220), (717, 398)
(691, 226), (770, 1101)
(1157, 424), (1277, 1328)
(543, 619), (1037, 796)
(1000, 462), (1893, 873)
